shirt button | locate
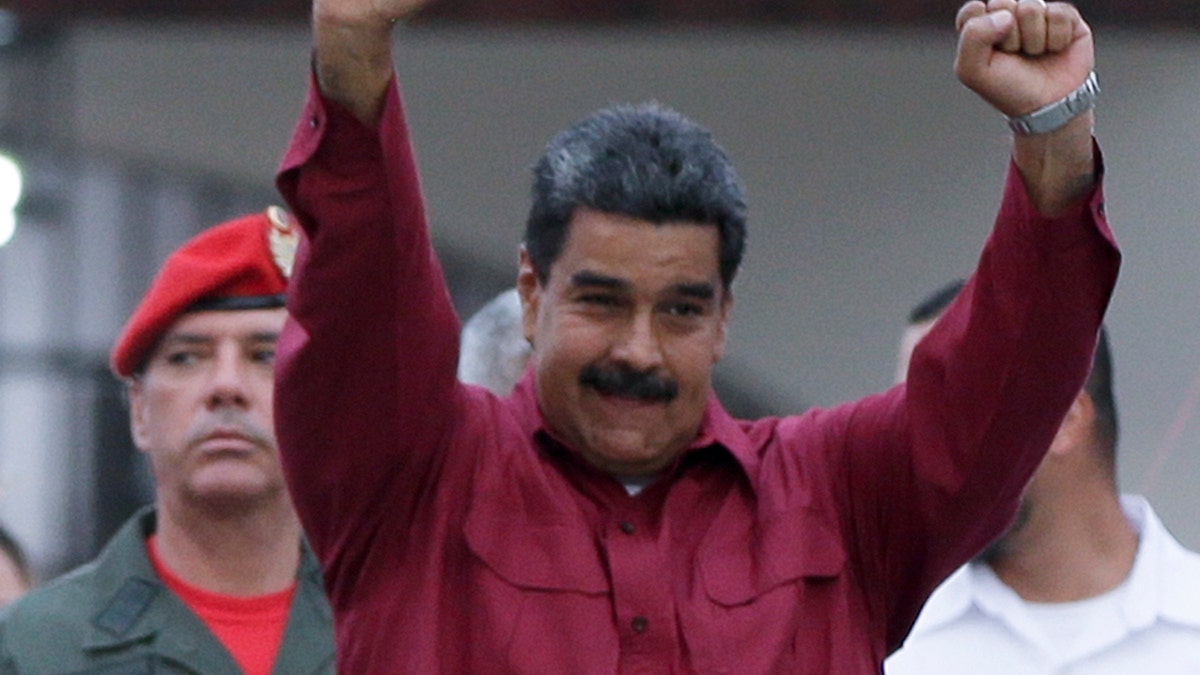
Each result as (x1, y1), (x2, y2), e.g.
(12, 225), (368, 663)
(619, 520), (636, 535)
(631, 616), (649, 633)
(309, 115), (320, 128)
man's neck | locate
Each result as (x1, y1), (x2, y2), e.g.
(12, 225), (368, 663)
(989, 492), (1138, 603)
(153, 494), (303, 596)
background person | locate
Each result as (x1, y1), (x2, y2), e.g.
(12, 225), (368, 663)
(0, 209), (334, 674)
(886, 280), (1200, 673)
(457, 288), (530, 396)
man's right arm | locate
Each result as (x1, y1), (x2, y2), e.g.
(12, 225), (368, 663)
(311, 0), (429, 126)
(275, 0), (463, 586)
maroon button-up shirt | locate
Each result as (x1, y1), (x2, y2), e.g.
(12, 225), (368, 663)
(275, 76), (1120, 674)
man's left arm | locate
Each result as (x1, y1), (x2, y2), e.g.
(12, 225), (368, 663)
(829, 0), (1120, 653)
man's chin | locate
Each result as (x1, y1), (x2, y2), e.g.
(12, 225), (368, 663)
(184, 475), (281, 513)
(578, 440), (662, 476)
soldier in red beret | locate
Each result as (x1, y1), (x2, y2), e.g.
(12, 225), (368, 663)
(0, 209), (334, 674)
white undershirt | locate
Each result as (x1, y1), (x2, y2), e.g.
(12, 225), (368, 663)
(621, 473), (660, 496)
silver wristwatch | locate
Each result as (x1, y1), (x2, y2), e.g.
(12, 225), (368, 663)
(1006, 72), (1100, 135)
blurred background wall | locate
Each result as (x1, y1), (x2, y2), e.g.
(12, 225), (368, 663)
(0, 3), (1197, 578)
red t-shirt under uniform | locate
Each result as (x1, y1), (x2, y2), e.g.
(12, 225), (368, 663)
(148, 535), (295, 675)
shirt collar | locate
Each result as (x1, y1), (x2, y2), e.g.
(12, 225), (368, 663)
(904, 565), (978, 636)
(692, 390), (759, 480)
(1118, 494), (1200, 629)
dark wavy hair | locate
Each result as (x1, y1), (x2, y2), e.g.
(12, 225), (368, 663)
(524, 102), (747, 289)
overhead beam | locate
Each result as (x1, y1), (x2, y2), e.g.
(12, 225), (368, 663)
(7, 0), (1198, 29)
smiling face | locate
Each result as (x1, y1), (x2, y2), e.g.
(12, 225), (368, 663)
(129, 307), (287, 510)
(519, 208), (732, 478)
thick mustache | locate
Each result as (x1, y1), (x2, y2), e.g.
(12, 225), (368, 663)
(579, 364), (678, 403)
(187, 412), (274, 449)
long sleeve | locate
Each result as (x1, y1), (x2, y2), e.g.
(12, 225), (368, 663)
(840, 153), (1119, 651)
(275, 74), (464, 602)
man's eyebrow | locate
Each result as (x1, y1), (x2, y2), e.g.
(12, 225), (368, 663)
(158, 331), (281, 345)
(570, 270), (629, 291)
(569, 272), (716, 300)
(157, 333), (212, 346)
(672, 282), (715, 300)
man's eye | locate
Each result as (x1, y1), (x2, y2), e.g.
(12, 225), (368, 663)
(251, 348), (277, 365)
(579, 294), (619, 307)
(165, 351), (200, 366)
(667, 302), (703, 317)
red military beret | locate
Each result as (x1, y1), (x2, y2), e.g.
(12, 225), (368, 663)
(109, 206), (299, 378)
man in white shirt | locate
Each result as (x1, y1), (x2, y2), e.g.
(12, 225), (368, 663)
(886, 279), (1200, 673)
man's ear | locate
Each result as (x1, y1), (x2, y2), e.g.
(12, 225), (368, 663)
(127, 378), (150, 453)
(1048, 390), (1096, 458)
(517, 246), (541, 345)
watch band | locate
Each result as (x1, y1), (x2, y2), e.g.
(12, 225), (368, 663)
(1006, 72), (1100, 135)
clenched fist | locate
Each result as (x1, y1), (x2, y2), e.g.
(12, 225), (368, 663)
(955, 0), (1094, 118)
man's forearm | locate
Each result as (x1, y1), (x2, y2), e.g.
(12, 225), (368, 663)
(1011, 109), (1096, 216)
(312, 0), (421, 126)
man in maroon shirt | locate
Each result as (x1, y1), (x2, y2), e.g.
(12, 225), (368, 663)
(275, 0), (1120, 671)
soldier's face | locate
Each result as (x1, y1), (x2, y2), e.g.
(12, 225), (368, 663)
(129, 308), (287, 508)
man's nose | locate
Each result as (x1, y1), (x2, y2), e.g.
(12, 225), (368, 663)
(204, 346), (250, 408)
(610, 311), (665, 372)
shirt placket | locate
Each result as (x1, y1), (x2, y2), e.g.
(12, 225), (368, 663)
(606, 508), (677, 672)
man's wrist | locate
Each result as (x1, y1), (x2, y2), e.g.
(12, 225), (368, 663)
(1006, 72), (1100, 136)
